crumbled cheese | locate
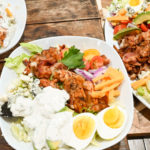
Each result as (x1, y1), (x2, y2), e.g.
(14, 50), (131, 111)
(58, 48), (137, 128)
(138, 71), (150, 79)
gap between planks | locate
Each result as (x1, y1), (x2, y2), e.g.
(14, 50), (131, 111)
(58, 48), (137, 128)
(26, 17), (101, 25)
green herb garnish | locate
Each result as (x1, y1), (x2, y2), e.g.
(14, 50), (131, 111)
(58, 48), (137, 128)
(61, 46), (85, 69)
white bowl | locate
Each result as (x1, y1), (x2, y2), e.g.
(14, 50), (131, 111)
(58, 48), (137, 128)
(0, 0), (27, 54)
(0, 36), (134, 150)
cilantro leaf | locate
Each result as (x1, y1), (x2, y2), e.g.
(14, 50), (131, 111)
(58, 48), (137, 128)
(61, 46), (85, 69)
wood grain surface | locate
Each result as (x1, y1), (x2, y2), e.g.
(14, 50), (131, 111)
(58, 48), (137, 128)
(26, 0), (100, 24)
(0, 0), (149, 150)
(22, 19), (104, 42)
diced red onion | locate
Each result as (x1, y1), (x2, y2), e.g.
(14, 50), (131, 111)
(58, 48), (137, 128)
(127, 23), (137, 28)
(93, 66), (107, 78)
(74, 69), (93, 81)
(88, 69), (97, 74)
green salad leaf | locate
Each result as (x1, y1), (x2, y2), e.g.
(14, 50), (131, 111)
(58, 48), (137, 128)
(5, 53), (30, 74)
(61, 46), (85, 69)
(137, 86), (145, 96)
(11, 119), (31, 142)
(20, 42), (43, 54)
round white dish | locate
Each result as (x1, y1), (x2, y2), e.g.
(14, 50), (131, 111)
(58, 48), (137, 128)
(105, 19), (150, 109)
(0, 36), (134, 150)
(0, 0), (27, 54)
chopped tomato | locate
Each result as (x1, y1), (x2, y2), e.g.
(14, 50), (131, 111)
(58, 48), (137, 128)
(84, 60), (90, 71)
(60, 48), (69, 58)
(147, 23), (150, 29)
(83, 49), (100, 61)
(113, 24), (127, 34)
(90, 56), (103, 69)
(140, 23), (148, 32)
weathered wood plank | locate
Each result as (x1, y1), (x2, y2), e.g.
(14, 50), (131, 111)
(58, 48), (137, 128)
(22, 19), (104, 42)
(144, 138), (150, 150)
(0, 131), (14, 150)
(26, 0), (100, 24)
(128, 139), (145, 150)
(106, 138), (129, 150)
(128, 98), (150, 137)
(101, 0), (111, 8)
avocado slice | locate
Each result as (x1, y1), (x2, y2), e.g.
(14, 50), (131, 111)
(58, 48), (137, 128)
(133, 11), (150, 25)
(113, 27), (141, 40)
(46, 140), (60, 150)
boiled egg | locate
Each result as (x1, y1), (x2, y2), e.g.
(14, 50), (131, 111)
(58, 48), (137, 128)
(125, 0), (144, 13)
(96, 106), (127, 140)
(62, 113), (96, 150)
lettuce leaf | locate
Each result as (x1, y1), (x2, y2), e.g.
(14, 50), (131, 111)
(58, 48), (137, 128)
(11, 119), (31, 142)
(5, 53), (30, 74)
(20, 42), (42, 54)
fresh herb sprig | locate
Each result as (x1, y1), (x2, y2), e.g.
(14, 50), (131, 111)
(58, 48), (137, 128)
(61, 46), (85, 69)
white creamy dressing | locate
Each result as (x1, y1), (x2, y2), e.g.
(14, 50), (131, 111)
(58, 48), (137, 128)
(46, 112), (73, 142)
(0, 0), (16, 48)
(10, 96), (33, 117)
(9, 86), (70, 150)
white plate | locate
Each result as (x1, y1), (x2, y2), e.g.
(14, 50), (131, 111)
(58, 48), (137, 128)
(105, 19), (150, 109)
(0, 0), (27, 54)
(0, 36), (134, 150)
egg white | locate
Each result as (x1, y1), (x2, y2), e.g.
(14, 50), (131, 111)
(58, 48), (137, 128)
(96, 106), (127, 140)
(61, 113), (97, 150)
(125, 0), (144, 13)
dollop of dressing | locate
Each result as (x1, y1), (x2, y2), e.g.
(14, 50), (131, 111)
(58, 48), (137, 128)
(11, 86), (70, 150)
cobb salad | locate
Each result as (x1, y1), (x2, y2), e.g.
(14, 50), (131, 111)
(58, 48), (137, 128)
(0, 42), (128, 150)
(0, 0), (16, 49)
(106, 0), (150, 106)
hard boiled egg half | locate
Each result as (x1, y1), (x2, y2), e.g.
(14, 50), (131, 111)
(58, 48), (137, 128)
(62, 113), (96, 150)
(96, 106), (127, 140)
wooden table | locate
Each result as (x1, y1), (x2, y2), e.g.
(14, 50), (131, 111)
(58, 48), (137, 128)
(0, 0), (150, 149)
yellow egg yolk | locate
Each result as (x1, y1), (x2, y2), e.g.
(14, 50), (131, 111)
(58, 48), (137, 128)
(103, 107), (124, 129)
(129, 0), (140, 6)
(73, 116), (95, 140)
